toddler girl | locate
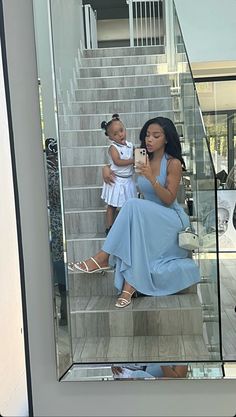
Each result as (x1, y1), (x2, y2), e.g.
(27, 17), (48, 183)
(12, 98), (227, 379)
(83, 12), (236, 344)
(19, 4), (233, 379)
(101, 114), (136, 234)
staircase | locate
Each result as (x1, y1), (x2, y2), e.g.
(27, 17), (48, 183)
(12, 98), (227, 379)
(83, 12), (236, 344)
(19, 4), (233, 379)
(59, 46), (209, 363)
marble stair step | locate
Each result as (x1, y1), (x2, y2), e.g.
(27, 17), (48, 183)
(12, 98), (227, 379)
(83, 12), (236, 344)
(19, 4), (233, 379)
(83, 45), (165, 58)
(77, 74), (171, 89)
(63, 187), (105, 210)
(79, 63), (167, 78)
(59, 126), (183, 147)
(65, 208), (106, 235)
(59, 109), (175, 131)
(72, 334), (210, 363)
(61, 142), (189, 166)
(74, 84), (171, 102)
(68, 96), (172, 115)
(69, 294), (203, 338)
(81, 54), (167, 68)
(67, 235), (105, 261)
(61, 146), (109, 166)
(62, 165), (104, 187)
(68, 270), (197, 297)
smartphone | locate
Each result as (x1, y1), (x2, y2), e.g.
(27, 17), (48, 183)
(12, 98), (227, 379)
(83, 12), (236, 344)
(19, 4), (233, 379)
(134, 148), (147, 173)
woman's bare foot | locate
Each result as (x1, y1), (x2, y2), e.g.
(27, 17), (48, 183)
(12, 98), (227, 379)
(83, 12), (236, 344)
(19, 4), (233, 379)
(74, 251), (109, 273)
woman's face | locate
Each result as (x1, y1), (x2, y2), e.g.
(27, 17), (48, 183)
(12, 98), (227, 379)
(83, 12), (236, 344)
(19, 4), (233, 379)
(145, 123), (166, 154)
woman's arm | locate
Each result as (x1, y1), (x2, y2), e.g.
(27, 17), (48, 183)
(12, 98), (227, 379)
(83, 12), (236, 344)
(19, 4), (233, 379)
(110, 145), (134, 167)
(139, 157), (182, 205)
(102, 165), (115, 184)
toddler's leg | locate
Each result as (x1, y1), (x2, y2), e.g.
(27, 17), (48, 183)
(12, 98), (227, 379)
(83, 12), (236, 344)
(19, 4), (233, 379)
(106, 205), (117, 235)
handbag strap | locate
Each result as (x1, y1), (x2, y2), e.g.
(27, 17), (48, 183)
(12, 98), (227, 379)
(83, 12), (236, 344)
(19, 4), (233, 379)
(174, 207), (193, 232)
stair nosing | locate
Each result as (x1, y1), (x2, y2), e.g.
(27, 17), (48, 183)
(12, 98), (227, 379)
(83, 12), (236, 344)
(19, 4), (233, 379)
(81, 53), (165, 61)
(83, 45), (164, 52)
(74, 84), (171, 92)
(76, 73), (170, 81)
(61, 145), (109, 149)
(60, 127), (151, 132)
(68, 96), (172, 104)
(64, 185), (103, 190)
(67, 237), (105, 242)
(62, 164), (105, 168)
(70, 294), (201, 314)
(79, 63), (166, 71)
(59, 109), (175, 118)
(65, 208), (106, 214)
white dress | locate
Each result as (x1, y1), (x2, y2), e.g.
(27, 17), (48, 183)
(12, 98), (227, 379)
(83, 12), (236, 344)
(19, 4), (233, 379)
(101, 141), (137, 208)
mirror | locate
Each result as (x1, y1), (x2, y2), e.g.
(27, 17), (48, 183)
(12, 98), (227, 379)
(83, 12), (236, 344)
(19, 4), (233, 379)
(196, 80), (236, 363)
(33, 0), (236, 381)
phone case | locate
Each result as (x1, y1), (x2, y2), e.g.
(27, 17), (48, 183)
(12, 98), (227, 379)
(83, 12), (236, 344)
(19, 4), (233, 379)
(134, 148), (147, 173)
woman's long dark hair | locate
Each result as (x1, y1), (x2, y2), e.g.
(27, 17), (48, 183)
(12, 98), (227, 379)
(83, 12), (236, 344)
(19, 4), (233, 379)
(139, 116), (185, 168)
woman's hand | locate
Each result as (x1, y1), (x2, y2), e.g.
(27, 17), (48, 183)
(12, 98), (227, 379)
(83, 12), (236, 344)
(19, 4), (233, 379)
(137, 157), (156, 185)
(102, 165), (115, 185)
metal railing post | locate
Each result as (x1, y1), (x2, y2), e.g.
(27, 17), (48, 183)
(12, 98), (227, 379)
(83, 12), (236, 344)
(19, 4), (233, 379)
(164, 0), (176, 71)
(127, 0), (134, 46)
(84, 4), (91, 49)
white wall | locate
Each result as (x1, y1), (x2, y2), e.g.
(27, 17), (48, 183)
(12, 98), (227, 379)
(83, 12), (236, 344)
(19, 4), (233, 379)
(2, 1), (236, 416)
(33, 0), (57, 139)
(0, 41), (27, 416)
(174, 0), (236, 63)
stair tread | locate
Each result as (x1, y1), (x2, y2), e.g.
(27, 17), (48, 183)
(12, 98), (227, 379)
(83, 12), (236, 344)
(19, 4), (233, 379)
(67, 96), (172, 105)
(65, 207), (106, 213)
(74, 84), (172, 92)
(73, 334), (210, 362)
(67, 232), (105, 240)
(70, 294), (201, 313)
(60, 109), (174, 117)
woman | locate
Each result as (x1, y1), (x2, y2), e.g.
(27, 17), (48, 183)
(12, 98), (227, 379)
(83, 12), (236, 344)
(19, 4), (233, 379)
(73, 117), (200, 308)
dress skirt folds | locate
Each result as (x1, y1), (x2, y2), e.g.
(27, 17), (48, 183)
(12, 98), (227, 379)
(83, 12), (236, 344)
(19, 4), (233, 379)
(102, 153), (200, 296)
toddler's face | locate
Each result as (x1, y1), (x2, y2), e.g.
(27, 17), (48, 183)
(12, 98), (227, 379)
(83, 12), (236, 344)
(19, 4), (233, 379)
(108, 121), (126, 145)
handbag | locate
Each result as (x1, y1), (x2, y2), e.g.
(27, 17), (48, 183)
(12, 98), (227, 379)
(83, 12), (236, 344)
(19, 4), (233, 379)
(178, 227), (199, 250)
(175, 210), (199, 250)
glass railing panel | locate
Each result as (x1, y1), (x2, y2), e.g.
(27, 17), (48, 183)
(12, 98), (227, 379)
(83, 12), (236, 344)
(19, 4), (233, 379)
(172, 3), (221, 360)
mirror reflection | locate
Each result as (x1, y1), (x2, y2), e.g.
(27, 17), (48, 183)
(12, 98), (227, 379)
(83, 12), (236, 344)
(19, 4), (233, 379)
(61, 362), (223, 381)
(196, 81), (236, 362)
(32, 0), (236, 380)
(44, 137), (72, 376)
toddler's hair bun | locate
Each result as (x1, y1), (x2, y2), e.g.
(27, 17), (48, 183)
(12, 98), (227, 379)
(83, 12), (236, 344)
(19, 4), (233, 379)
(101, 121), (107, 130)
(112, 113), (120, 120)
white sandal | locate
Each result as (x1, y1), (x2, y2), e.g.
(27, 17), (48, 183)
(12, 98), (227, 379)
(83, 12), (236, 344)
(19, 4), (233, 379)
(74, 257), (110, 274)
(115, 290), (136, 308)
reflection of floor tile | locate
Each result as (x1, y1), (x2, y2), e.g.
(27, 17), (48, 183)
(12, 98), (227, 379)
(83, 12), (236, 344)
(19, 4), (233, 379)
(183, 335), (210, 360)
(70, 294), (203, 338)
(73, 335), (202, 363)
(159, 335), (185, 358)
(132, 336), (159, 359)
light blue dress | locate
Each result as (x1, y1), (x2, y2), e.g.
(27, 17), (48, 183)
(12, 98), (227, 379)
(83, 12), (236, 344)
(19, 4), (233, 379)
(102, 153), (200, 295)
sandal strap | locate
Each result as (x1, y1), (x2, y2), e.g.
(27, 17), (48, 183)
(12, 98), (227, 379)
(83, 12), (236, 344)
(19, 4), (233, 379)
(117, 297), (130, 305)
(121, 290), (134, 296)
(90, 256), (101, 269)
(80, 261), (89, 272)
